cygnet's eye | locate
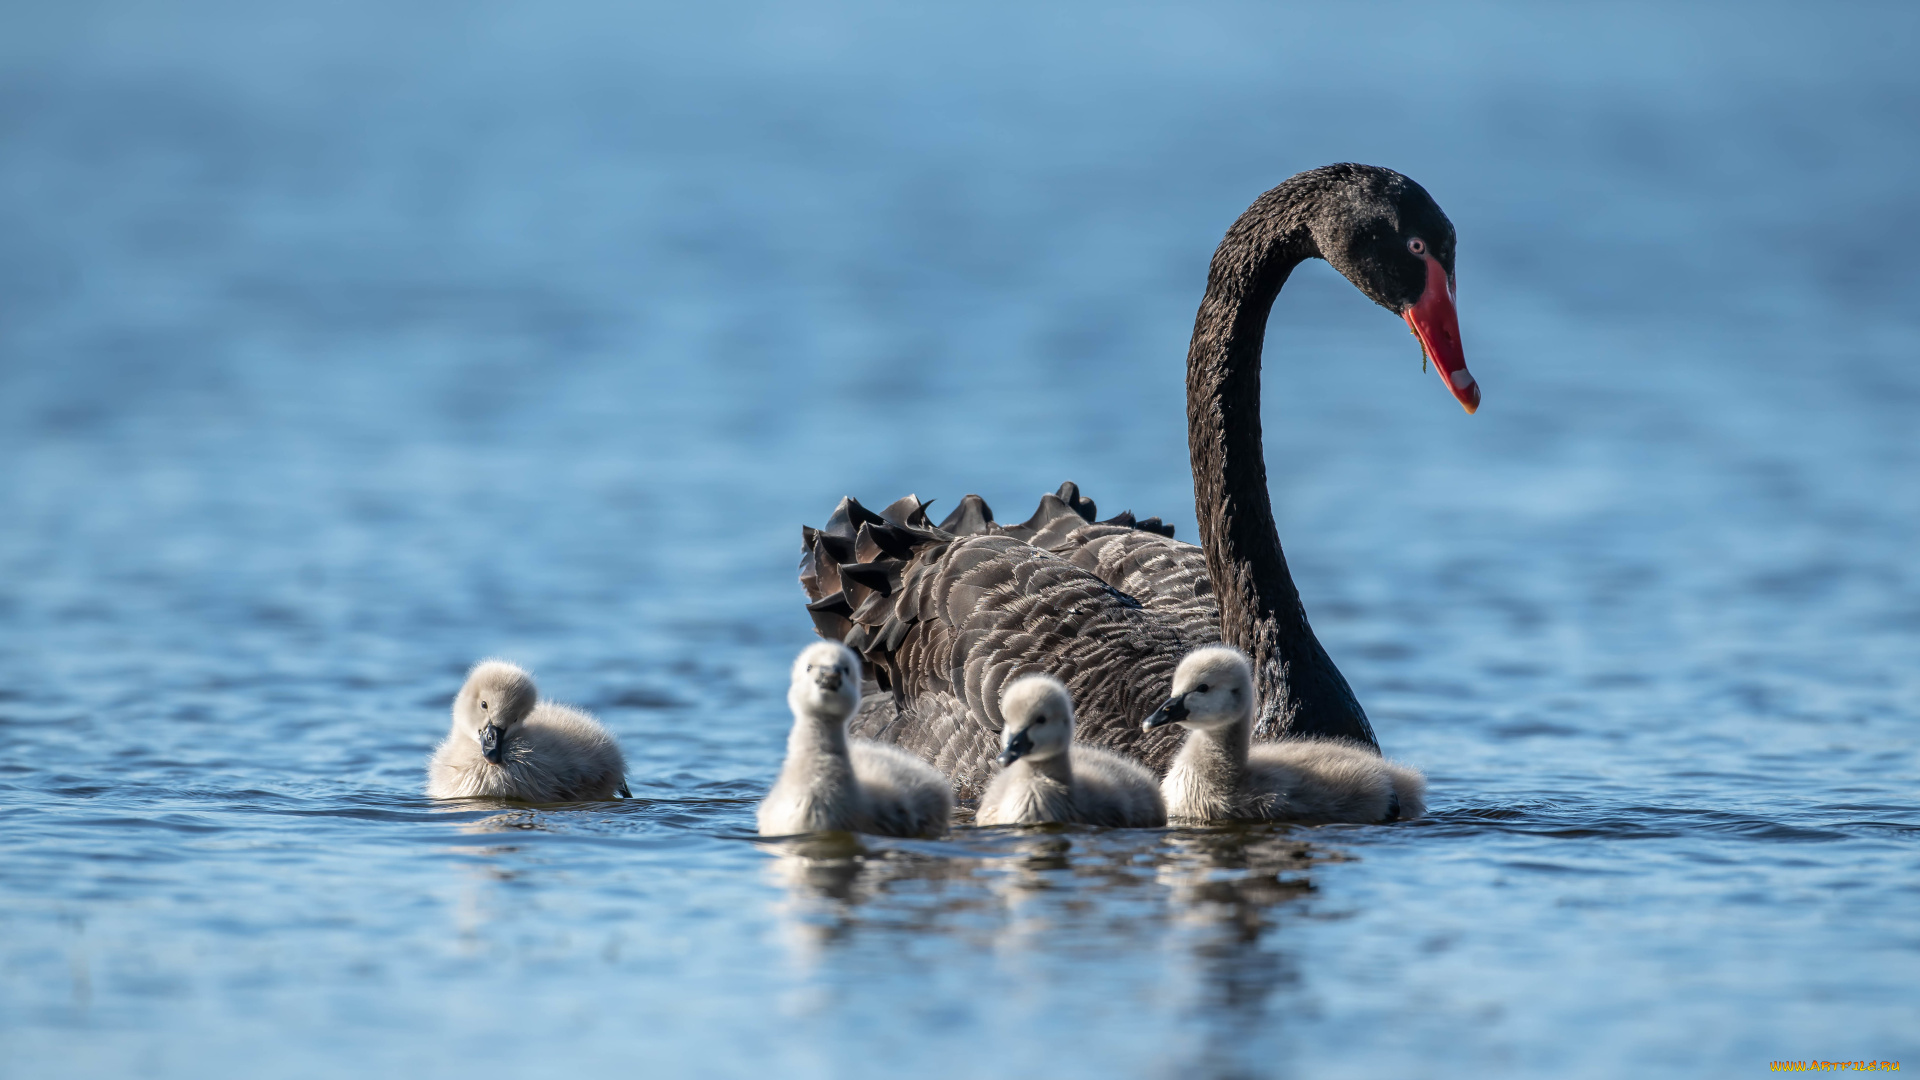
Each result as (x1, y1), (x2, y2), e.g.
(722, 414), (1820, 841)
(1033, 715), (1047, 725)
(479, 700), (489, 710)
(1407, 237), (1426, 256)
(1196, 684), (1209, 694)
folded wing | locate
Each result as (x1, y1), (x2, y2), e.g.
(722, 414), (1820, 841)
(800, 483), (1221, 797)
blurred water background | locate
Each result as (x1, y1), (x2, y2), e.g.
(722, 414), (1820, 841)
(2, 2), (1917, 1076)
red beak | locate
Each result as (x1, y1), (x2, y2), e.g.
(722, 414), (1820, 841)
(1404, 255), (1478, 413)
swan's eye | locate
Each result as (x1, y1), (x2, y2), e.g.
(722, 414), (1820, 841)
(480, 701), (489, 710)
(1034, 715), (1047, 725)
(1196, 684), (1209, 694)
(1407, 237), (1426, 256)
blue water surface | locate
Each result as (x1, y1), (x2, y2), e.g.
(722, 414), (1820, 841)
(2, 3), (1917, 1077)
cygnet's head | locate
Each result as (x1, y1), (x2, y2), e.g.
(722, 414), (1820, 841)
(790, 641), (861, 719)
(454, 660), (539, 764)
(1142, 645), (1254, 733)
(996, 675), (1074, 767)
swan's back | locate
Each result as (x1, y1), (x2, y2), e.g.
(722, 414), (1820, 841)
(1245, 739), (1424, 823)
(802, 484), (1219, 797)
(847, 740), (952, 838)
(1066, 745), (1166, 828)
(511, 703), (629, 801)
(1054, 521), (1216, 628)
(1381, 760), (1428, 821)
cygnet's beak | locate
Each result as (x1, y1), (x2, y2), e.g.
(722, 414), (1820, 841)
(1141, 693), (1189, 731)
(480, 724), (506, 764)
(814, 670), (843, 693)
(997, 728), (1034, 767)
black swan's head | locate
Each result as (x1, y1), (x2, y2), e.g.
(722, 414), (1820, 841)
(1286, 163), (1478, 413)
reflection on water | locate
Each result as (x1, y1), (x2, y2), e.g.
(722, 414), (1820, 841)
(761, 824), (1346, 1076)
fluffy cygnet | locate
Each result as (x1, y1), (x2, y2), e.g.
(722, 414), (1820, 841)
(976, 675), (1165, 828)
(427, 660), (631, 802)
(757, 642), (953, 838)
(1144, 646), (1426, 825)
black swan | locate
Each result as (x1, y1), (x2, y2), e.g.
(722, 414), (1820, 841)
(798, 163), (1475, 797)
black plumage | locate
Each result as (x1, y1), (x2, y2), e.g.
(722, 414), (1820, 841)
(798, 487), (1218, 797)
(798, 164), (1470, 797)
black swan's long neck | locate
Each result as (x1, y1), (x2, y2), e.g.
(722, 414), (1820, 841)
(1186, 189), (1379, 749)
